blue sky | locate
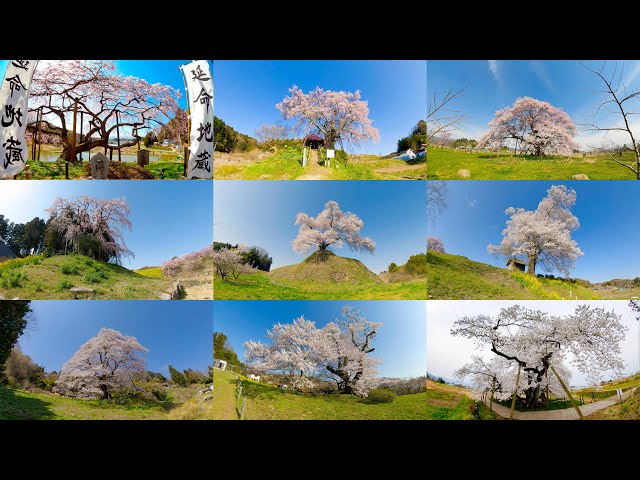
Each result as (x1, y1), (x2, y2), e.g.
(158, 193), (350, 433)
(428, 60), (640, 149)
(214, 181), (426, 273)
(214, 301), (426, 378)
(428, 301), (640, 388)
(0, 181), (212, 270)
(17, 301), (212, 376)
(428, 181), (640, 283)
(0, 60), (192, 110)
(214, 60), (426, 155)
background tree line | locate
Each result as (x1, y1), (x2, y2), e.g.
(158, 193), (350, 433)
(0, 215), (46, 258)
(213, 242), (272, 272)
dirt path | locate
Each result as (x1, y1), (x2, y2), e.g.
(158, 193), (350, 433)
(472, 388), (636, 420)
(298, 149), (331, 180)
(374, 163), (425, 174)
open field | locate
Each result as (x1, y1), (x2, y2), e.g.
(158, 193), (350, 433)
(0, 384), (206, 420)
(213, 368), (429, 420)
(427, 251), (640, 300)
(214, 148), (425, 180)
(427, 147), (637, 180)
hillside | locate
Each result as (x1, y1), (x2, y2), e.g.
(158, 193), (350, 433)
(0, 255), (169, 300)
(270, 250), (382, 284)
(214, 251), (426, 300)
(0, 384), (205, 420)
(425, 380), (499, 420)
(427, 251), (638, 300)
(213, 368), (429, 420)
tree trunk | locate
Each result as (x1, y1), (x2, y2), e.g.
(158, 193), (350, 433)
(527, 254), (537, 275)
(325, 129), (337, 150)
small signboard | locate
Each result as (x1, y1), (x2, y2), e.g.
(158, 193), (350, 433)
(326, 149), (335, 158)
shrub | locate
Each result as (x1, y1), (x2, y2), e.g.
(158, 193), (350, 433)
(367, 388), (396, 403)
(57, 279), (73, 291)
(60, 263), (79, 275)
(84, 267), (108, 284)
(388, 262), (398, 273)
(405, 253), (428, 276)
(634, 277), (640, 286)
(1, 271), (27, 288)
(34, 282), (44, 292)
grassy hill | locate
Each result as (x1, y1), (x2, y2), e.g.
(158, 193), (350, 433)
(425, 380), (500, 420)
(427, 147), (637, 180)
(0, 254), (167, 300)
(0, 384), (205, 420)
(574, 373), (640, 401)
(214, 251), (426, 300)
(213, 368), (429, 420)
(427, 251), (638, 300)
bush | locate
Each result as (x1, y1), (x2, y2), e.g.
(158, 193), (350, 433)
(634, 277), (640, 286)
(388, 262), (398, 273)
(57, 279), (73, 291)
(367, 388), (396, 403)
(60, 262), (79, 275)
(84, 267), (108, 284)
(169, 365), (189, 387)
(405, 253), (427, 276)
(0, 271), (27, 288)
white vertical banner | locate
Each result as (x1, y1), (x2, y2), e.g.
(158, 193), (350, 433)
(0, 60), (38, 179)
(180, 60), (213, 179)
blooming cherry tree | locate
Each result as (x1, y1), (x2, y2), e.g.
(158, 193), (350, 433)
(46, 195), (133, 263)
(28, 60), (180, 162)
(53, 328), (148, 400)
(478, 97), (578, 156)
(427, 236), (445, 253)
(276, 85), (379, 149)
(488, 185), (583, 275)
(292, 201), (375, 256)
(212, 246), (253, 281)
(244, 307), (382, 396)
(451, 304), (627, 409)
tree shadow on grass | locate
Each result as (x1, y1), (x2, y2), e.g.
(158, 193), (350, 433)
(406, 157), (426, 165)
(0, 387), (56, 420)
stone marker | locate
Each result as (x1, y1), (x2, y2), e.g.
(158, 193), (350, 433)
(137, 149), (150, 167)
(458, 169), (471, 178)
(90, 153), (110, 179)
(170, 280), (186, 300)
(572, 174), (589, 180)
(158, 293), (171, 300)
(70, 287), (96, 299)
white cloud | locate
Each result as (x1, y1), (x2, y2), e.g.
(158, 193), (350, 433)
(529, 60), (554, 91)
(488, 60), (501, 82)
(623, 61), (640, 89)
(466, 196), (478, 208)
(427, 301), (639, 389)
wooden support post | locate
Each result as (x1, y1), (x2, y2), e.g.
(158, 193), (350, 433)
(489, 377), (496, 412)
(79, 111), (84, 161)
(240, 397), (247, 420)
(37, 107), (43, 161)
(546, 369), (550, 409)
(550, 364), (584, 420)
(183, 146), (189, 178)
(116, 110), (121, 162)
(71, 99), (78, 165)
(509, 364), (521, 420)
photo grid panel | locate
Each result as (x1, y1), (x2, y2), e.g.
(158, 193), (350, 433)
(426, 60), (640, 420)
(211, 60), (429, 420)
(0, 60), (215, 420)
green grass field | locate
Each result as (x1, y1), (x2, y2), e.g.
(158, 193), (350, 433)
(214, 251), (426, 300)
(0, 254), (168, 300)
(427, 251), (639, 300)
(0, 384), (206, 420)
(214, 148), (426, 180)
(213, 369), (429, 420)
(427, 147), (638, 180)
(588, 389), (640, 420)
(574, 373), (640, 401)
(214, 272), (425, 300)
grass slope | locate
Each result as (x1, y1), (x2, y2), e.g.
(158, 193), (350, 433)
(427, 147), (637, 180)
(214, 148), (426, 180)
(214, 368), (428, 420)
(14, 160), (187, 180)
(0, 385), (203, 420)
(0, 255), (167, 300)
(574, 373), (640, 401)
(587, 389), (640, 420)
(426, 251), (624, 300)
(214, 251), (426, 300)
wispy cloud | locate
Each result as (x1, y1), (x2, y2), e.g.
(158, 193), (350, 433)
(466, 195), (478, 208)
(488, 60), (501, 83)
(623, 61), (640, 89)
(529, 61), (553, 91)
